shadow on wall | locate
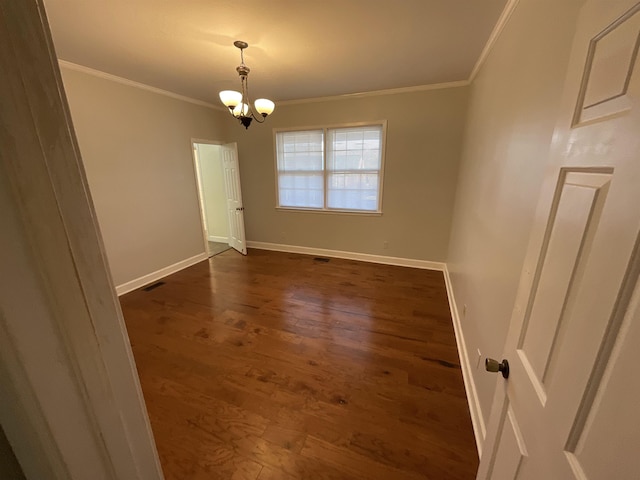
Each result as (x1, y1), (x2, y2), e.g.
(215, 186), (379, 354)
(0, 425), (26, 480)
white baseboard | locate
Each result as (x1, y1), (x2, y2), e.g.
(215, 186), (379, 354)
(115, 252), (208, 296)
(208, 235), (228, 243)
(443, 265), (486, 456)
(246, 241), (445, 271)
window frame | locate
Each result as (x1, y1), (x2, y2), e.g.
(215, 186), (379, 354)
(273, 121), (387, 215)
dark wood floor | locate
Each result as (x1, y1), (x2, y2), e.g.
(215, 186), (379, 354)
(120, 249), (478, 480)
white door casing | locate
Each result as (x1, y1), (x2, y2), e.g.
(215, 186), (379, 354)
(0, 0), (164, 478)
(222, 142), (247, 255)
(478, 1), (640, 479)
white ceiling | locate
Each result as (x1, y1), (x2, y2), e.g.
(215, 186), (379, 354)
(44, 0), (507, 104)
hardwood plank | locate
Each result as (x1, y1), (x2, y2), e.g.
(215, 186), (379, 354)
(261, 423), (307, 454)
(121, 249), (478, 479)
(300, 435), (427, 480)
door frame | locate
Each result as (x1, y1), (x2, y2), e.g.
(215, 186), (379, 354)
(190, 138), (228, 257)
(0, 1), (163, 478)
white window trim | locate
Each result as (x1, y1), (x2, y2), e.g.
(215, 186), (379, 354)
(273, 120), (388, 215)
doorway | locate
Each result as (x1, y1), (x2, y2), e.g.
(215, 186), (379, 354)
(192, 141), (248, 257)
(192, 142), (231, 257)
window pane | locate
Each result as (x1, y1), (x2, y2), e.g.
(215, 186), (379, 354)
(278, 173), (323, 208)
(326, 125), (382, 211)
(282, 152), (323, 171)
(278, 131), (323, 156)
(327, 173), (379, 211)
(276, 130), (324, 208)
(276, 125), (383, 212)
(279, 173), (324, 190)
(279, 190), (324, 208)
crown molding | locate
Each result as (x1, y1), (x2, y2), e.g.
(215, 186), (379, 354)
(57, 60), (225, 111)
(275, 0), (520, 106)
(277, 80), (470, 106)
(58, 1), (518, 110)
(468, 0), (521, 82)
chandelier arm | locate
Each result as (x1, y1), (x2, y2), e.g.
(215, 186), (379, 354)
(242, 74), (252, 114)
(241, 74), (264, 122)
(221, 41), (274, 128)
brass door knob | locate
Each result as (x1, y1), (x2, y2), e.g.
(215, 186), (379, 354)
(485, 358), (509, 379)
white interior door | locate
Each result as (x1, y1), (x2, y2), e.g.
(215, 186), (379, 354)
(222, 142), (247, 255)
(478, 1), (640, 479)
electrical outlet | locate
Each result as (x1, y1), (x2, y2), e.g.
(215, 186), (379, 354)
(476, 349), (483, 369)
(383, 241), (389, 249)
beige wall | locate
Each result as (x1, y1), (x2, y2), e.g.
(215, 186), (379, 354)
(197, 144), (229, 240)
(447, 0), (584, 432)
(61, 67), (228, 286)
(227, 88), (469, 261)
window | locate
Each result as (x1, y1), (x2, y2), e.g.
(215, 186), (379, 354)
(275, 123), (385, 213)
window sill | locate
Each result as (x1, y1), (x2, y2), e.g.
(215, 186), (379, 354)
(275, 207), (382, 217)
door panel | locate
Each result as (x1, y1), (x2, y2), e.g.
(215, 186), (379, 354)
(488, 403), (527, 479)
(518, 170), (612, 402)
(574, 6), (640, 125)
(567, 277), (640, 479)
(478, 1), (640, 478)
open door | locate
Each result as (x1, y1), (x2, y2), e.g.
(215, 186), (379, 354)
(478, 1), (640, 478)
(221, 142), (247, 255)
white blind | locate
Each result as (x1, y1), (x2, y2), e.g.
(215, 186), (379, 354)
(326, 125), (382, 211)
(276, 130), (324, 208)
(275, 124), (384, 212)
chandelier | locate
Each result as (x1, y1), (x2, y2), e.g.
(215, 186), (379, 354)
(219, 41), (275, 129)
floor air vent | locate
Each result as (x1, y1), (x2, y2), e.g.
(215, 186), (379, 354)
(314, 257), (330, 263)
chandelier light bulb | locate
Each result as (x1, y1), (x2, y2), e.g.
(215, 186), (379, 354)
(254, 98), (275, 117)
(219, 90), (242, 109)
(232, 103), (249, 118)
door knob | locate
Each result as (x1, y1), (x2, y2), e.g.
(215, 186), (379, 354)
(485, 358), (509, 379)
